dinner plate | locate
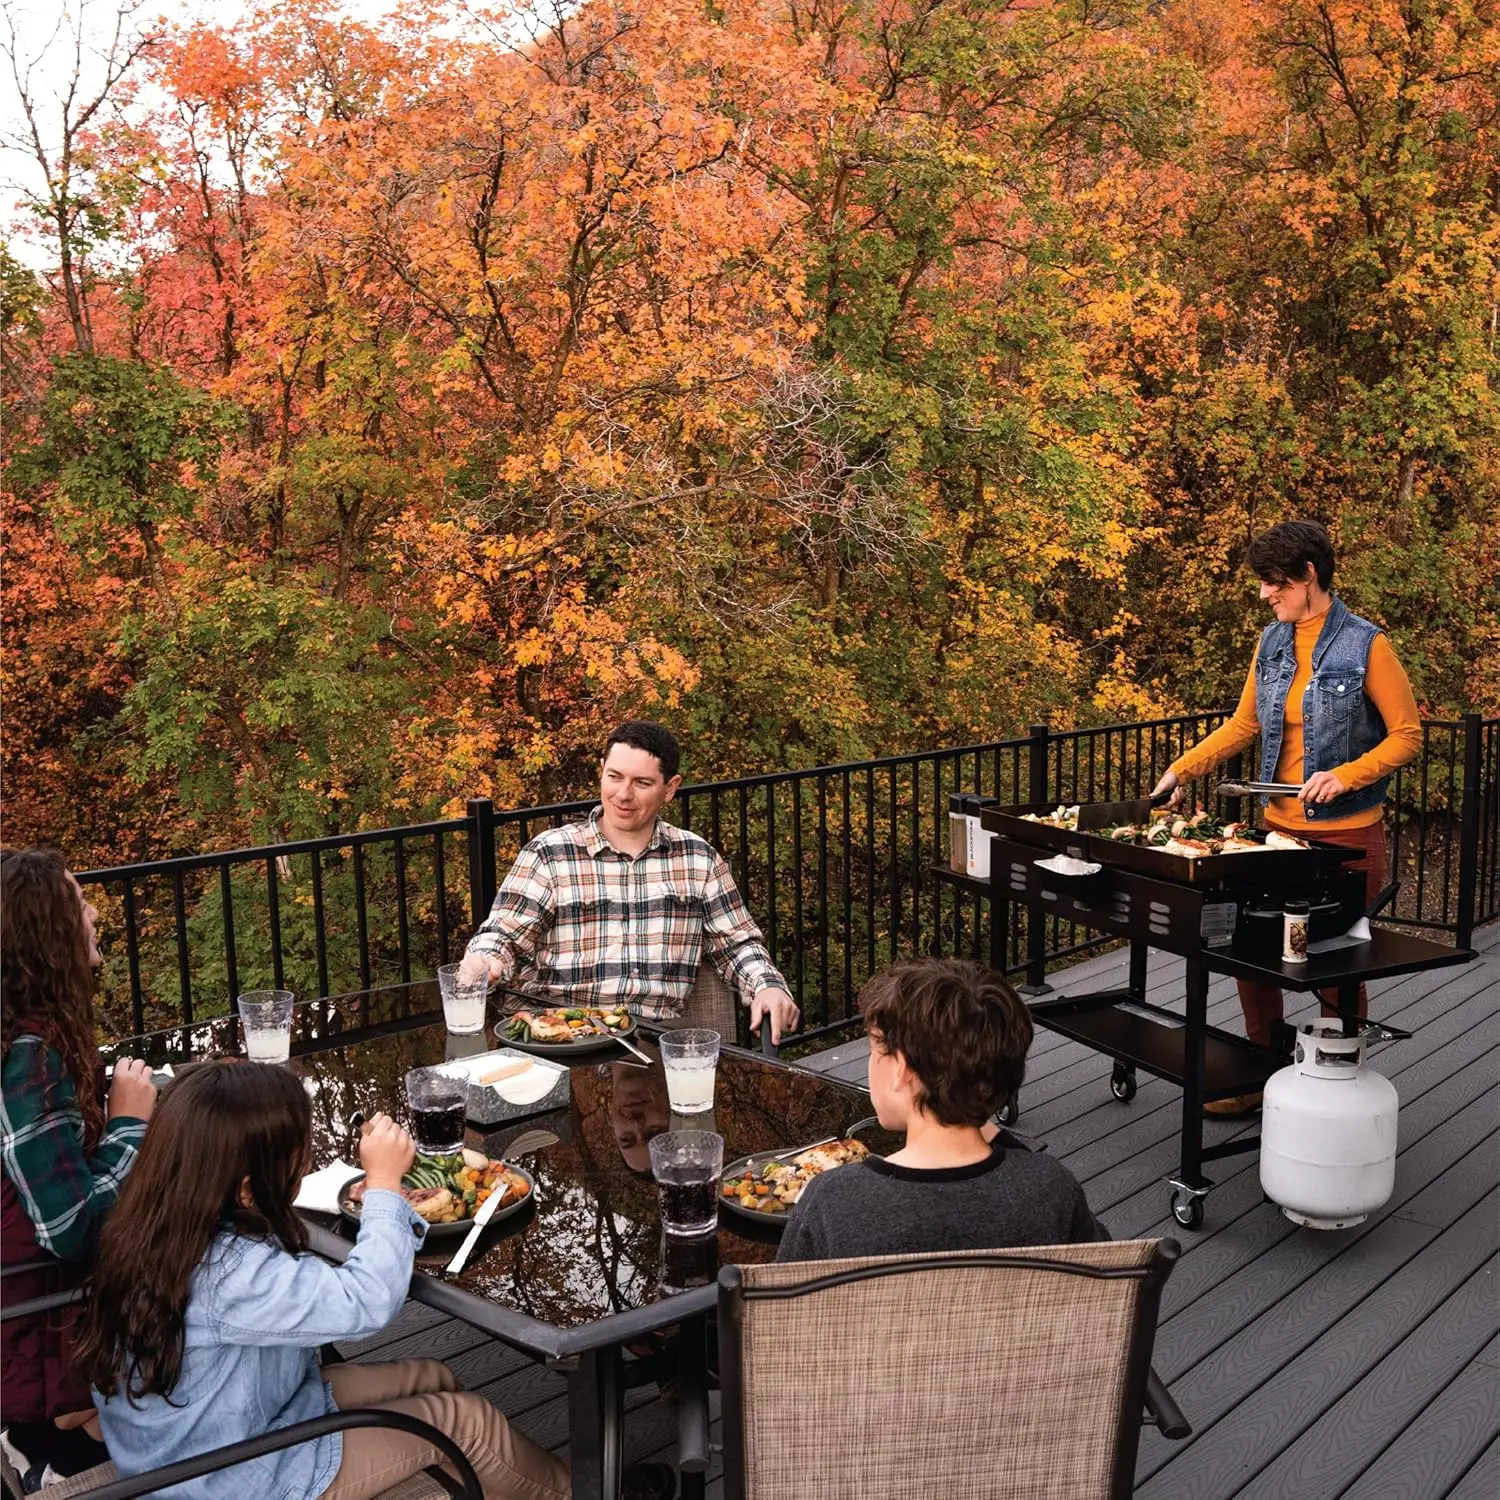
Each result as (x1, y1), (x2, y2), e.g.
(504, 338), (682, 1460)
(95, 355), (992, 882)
(718, 1127), (880, 1231)
(336, 1164), (535, 1241)
(498, 1014), (640, 1058)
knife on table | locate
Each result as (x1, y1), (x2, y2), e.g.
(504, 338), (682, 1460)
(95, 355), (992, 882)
(446, 1184), (505, 1275)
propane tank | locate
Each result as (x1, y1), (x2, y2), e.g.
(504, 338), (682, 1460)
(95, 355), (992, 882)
(1259, 1023), (1399, 1230)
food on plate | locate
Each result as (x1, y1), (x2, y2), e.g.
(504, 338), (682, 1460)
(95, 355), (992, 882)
(721, 1138), (871, 1216)
(342, 1150), (530, 1224)
(503, 1004), (631, 1044)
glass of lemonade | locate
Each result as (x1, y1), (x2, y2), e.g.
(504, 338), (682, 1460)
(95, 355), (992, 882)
(437, 963), (487, 1035)
(659, 1029), (720, 1114)
(237, 990), (295, 1064)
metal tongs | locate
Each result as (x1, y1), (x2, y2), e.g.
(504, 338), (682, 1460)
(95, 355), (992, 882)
(1216, 780), (1304, 797)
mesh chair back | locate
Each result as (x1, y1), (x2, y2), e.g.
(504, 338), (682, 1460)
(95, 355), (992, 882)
(658, 961), (738, 1038)
(720, 1239), (1175, 1500)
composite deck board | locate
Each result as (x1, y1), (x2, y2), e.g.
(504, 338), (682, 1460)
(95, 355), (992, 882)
(1339, 1361), (1500, 1500)
(1135, 1193), (1499, 1498)
(1444, 1432), (1500, 1500)
(339, 918), (1497, 1498)
(1236, 1259), (1498, 1499)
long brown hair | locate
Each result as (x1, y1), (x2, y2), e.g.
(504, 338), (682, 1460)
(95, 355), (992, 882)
(1, 847), (104, 1148)
(75, 1061), (313, 1401)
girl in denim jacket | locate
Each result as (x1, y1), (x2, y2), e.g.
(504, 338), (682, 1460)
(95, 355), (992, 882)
(75, 1060), (569, 1500)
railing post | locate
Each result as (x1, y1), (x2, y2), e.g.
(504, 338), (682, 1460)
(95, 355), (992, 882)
(1456, 713), (1482, 951)
(467, 798), (496, 930)
(1021, 724), (1052, 995)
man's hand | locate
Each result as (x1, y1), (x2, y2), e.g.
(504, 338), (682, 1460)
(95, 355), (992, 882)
(107, 1058), (157, 1122)
(1299, 770), (1347, 805)
(458, 951), (502, 987)
(1151, 770), (1186, 810)
(750, 987), (800, 1045)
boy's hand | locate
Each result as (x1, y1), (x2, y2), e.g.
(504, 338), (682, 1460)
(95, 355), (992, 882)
(360, 1113), (416, 1192)
(107, 1059), (157, 1122)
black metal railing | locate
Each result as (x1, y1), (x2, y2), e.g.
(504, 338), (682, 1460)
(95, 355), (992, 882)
(76, 712), (1497, 1044)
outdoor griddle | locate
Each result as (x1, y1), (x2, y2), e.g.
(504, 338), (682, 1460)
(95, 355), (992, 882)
(963, 802), (1475, 1229)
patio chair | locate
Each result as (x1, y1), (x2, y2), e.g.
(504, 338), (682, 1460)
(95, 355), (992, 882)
(1, 1288), (482, 1500)
(712, 1238), (1188, 1500)
(656, 960), (778, 1056)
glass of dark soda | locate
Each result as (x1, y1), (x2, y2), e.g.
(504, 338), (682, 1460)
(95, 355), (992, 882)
(648, 1130), (724, 1237)
(405, 1065), (468, 1155)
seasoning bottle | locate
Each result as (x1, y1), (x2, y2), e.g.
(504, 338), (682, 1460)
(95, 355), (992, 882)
(1283, 900), (1310, 964)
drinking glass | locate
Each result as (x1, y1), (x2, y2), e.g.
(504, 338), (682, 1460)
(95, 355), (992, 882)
(437, 962), (487, 1035)
(238, 990), (294, 1064)
(659, 1029), (720, 1115)
(649, 1130), (724, 1237)
(405, 1065), (468, 1155)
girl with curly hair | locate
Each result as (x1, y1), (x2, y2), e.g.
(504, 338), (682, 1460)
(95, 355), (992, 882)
(1, 848), (156, 1483)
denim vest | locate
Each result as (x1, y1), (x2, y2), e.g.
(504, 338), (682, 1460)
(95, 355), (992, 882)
(1253, 597), (1390, 821)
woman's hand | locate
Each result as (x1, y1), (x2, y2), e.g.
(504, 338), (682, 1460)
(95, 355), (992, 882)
(360, 1113), (417, 1192)
(107, 1058), (157, 1122)
(1151, 770), (1186, 810)
(1299, 770), (1347, 805)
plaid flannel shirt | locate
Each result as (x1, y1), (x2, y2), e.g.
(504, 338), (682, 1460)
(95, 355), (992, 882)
(1, 1035), (146, 1263)
(465, 808), (789, 1020)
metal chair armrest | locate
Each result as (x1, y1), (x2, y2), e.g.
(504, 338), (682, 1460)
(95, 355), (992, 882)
(72, 1408), (483, 1500)
(1145, 1366), (1191, 1440)
(1, 1286), (84, 1321)
(677, 1313), (712, 1473)
(758, 1015), (779, 1059)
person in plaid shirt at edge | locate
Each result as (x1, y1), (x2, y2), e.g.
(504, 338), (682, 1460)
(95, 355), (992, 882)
(1, 849), (157, 1487)
(459, 722), (802, 1044)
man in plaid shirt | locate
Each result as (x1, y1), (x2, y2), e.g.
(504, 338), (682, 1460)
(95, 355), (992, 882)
(460, 722), (801, 1041)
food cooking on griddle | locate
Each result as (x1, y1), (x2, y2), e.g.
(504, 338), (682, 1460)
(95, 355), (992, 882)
(1023, 804), (1309, 858)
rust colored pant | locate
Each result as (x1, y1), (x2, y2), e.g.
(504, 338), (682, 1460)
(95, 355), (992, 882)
(1237, 820), (1389, 1049)
(321, 1359), (570, 1500)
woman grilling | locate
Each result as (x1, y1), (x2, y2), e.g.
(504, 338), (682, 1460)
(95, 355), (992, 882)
(1152, 520), (1421, 1115)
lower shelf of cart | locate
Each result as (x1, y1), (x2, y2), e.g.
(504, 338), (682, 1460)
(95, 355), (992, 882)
(1028, 991), (1280, 1098)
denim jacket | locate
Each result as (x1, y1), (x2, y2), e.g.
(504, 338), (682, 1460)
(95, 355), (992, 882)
(95, 1189), (426, 1500)
(1254, 596), (1389, 821)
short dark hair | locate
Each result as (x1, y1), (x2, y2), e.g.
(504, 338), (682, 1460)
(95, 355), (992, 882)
(1247, 520), (1335, 591)
(604, 720), (681, 780)
(860, 958), (1032, 1125)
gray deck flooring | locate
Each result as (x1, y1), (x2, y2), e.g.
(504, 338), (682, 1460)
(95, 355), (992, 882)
(339, 919), (1499, 1497)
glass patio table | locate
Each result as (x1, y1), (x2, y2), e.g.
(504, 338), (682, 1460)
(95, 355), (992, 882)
(107, 982), (887, 1500)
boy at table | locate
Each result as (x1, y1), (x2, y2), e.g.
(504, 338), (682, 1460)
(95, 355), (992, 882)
(459, 721), (801, 1043)
(777, 958), (1106, 1262)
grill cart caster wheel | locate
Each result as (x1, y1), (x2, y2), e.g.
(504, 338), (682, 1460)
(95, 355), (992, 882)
(1110, 1065), (1137, 1103)
(1172, 1191), (1205, 1230)
(998, 1098), (1019, 1127)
